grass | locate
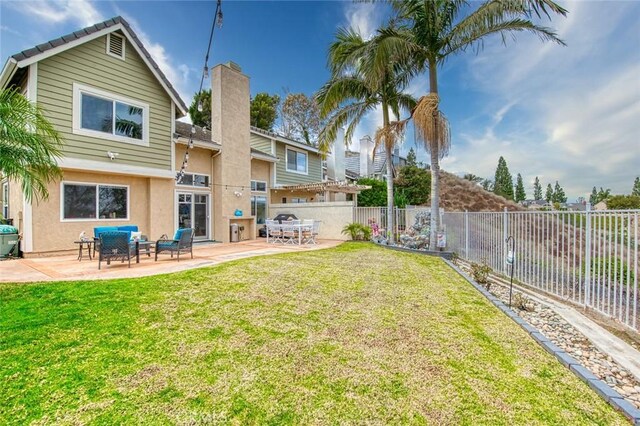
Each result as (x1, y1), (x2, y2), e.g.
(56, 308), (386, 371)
(0, 243), (628, 424)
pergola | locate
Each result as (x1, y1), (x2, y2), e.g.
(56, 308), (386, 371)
(276, 180), (371, 203)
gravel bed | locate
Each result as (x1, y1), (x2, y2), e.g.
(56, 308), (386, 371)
(459, 264), (640, 410)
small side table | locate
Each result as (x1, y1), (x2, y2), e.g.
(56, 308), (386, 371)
(74, 240), (93, 261)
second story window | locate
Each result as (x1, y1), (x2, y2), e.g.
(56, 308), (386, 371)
(251, 180), (267, 192)
(73, 83), (149, 146)
(286, 147), (308, 174)
(177, 173), (210, 188)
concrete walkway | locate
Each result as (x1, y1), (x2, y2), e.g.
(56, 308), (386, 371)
(0, 239), (342, 283)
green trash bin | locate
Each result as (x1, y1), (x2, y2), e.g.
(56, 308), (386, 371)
(0, 225), (19, 258)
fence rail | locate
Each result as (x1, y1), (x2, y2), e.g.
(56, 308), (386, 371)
(443, 209), (639, 332)
(353, 206), (434, 241)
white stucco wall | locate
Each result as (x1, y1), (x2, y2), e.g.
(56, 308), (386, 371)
(268, 201), (354, 240)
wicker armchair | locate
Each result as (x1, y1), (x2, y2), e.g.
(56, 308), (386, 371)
(155, 228), (194, 261)
(98, 231), (136, 269)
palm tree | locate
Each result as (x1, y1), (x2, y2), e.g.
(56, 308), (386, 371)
(316, 27), (416, 243)
(0, 87), (62, 202)
(382, 0), (567, 248)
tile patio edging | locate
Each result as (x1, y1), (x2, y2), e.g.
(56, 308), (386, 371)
(442, 258), (640, 425)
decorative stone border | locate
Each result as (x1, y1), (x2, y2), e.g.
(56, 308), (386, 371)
(442, 258), (640, 425)
(372, 241), (455, 261)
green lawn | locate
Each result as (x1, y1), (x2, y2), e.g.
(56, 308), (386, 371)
(0, 243), (627, 424)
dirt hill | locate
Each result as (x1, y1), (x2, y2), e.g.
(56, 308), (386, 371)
(429, 170), (526, 212)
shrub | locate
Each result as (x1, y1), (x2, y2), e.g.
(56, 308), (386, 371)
(356, 178), (387, 207)
(470, 261), (492, 290)
(606, 195), (640, 210)
(342, 223), (372, 241)
(513, 293), (534, 312)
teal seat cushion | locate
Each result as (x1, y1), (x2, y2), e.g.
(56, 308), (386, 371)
(157, 241), (177, 249)
(118, 225), (139, 233)
(173, 228), (190, 240)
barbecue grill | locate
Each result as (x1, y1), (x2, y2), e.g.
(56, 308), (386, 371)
(259, 213), (299, 238)
(272, 213), (298, 223)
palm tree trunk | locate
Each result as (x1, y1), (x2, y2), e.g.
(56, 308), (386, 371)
(382, 102), (394, 244)
(428, 62), (440, 250)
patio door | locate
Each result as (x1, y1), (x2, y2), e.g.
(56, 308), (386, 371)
(177, 192), (210, 240)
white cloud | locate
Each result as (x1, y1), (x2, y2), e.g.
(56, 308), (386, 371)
(443, 1), (640, 200)
(13, 0), (103, 28)
(343, 2), (383, 40)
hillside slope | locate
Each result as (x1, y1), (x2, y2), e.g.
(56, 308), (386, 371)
(429, 170), (525, 212)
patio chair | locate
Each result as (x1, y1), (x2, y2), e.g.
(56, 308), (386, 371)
(302, 220), (320, 245)
(98, 231), (136, 270)
(266, 219), (283, 244)
(300, 219), (315, 244)
(281, 220), (298, 245)
(155, 228), (194, 261)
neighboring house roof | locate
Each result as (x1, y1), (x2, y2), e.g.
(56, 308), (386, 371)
(250, 148), (278, 163)
(175, 121), (213, 142)
(0, 16), (187, 116)
(173, 121), (221, 151)
(249, 126), (321, 154)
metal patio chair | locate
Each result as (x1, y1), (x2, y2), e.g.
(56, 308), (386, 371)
(155, 228), (194, 261)
(98, 231), (136, 270)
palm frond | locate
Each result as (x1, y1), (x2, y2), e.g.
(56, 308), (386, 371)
(0, 87), (63, 202)
(413, 94), (451, 159)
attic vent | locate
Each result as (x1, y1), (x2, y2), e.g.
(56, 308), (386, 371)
(107, 33), (125, 60)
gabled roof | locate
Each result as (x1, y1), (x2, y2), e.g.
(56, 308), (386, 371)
(249, 126), (321, 154)
(0, 16), (187, 115)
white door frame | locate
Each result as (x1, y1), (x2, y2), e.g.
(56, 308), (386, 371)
(174, 190), (211, 241)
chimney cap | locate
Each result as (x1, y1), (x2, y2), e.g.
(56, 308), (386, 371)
(225, 61), (242, 72)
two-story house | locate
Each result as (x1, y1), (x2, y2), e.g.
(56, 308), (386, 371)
(1, 17), (186, 253)
(1, 16), (360, 254)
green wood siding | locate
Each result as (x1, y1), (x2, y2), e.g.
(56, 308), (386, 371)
(275, 142), (322, 186)
(250, 133), (273, 154)
(37, 33), (173, 170)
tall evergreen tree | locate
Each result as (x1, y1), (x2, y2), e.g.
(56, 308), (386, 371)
(493, 156), (514, 200)
(597, 187), (611, 204)
(552, 181), (567, 203)
(632, 177), (640, 196)
(545, 184), (553, 202)
(589, 186), (598, 205)
(515, 173), (526, 202)
(406, 148), (417, 167)
(188, 89), (211, 129)
(250, 93), (280, 131)
(533, 176), (542, 200)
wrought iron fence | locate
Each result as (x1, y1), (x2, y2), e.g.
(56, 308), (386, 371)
(443, 209), (639, 332)
(353, 206), (431, 240)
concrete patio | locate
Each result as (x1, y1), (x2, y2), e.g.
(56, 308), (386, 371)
(0, 239), (342, 283)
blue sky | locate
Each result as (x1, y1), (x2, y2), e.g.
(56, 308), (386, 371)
(1, 1), (639, 200)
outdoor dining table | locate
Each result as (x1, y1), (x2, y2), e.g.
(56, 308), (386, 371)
(266, 222), (312, 245)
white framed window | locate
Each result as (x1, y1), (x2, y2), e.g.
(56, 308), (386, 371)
(177, 173), (210, 188)
(106, 33), (126, 60)
(251, 180), (267, 192)
(61, 182), (129, 221)
(250, 195), (267, 224)
(286, 147), (308, 175)
(291, 197), (307, 203)
(72, 83), (149, 146)
(1, 182), (8, 219)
